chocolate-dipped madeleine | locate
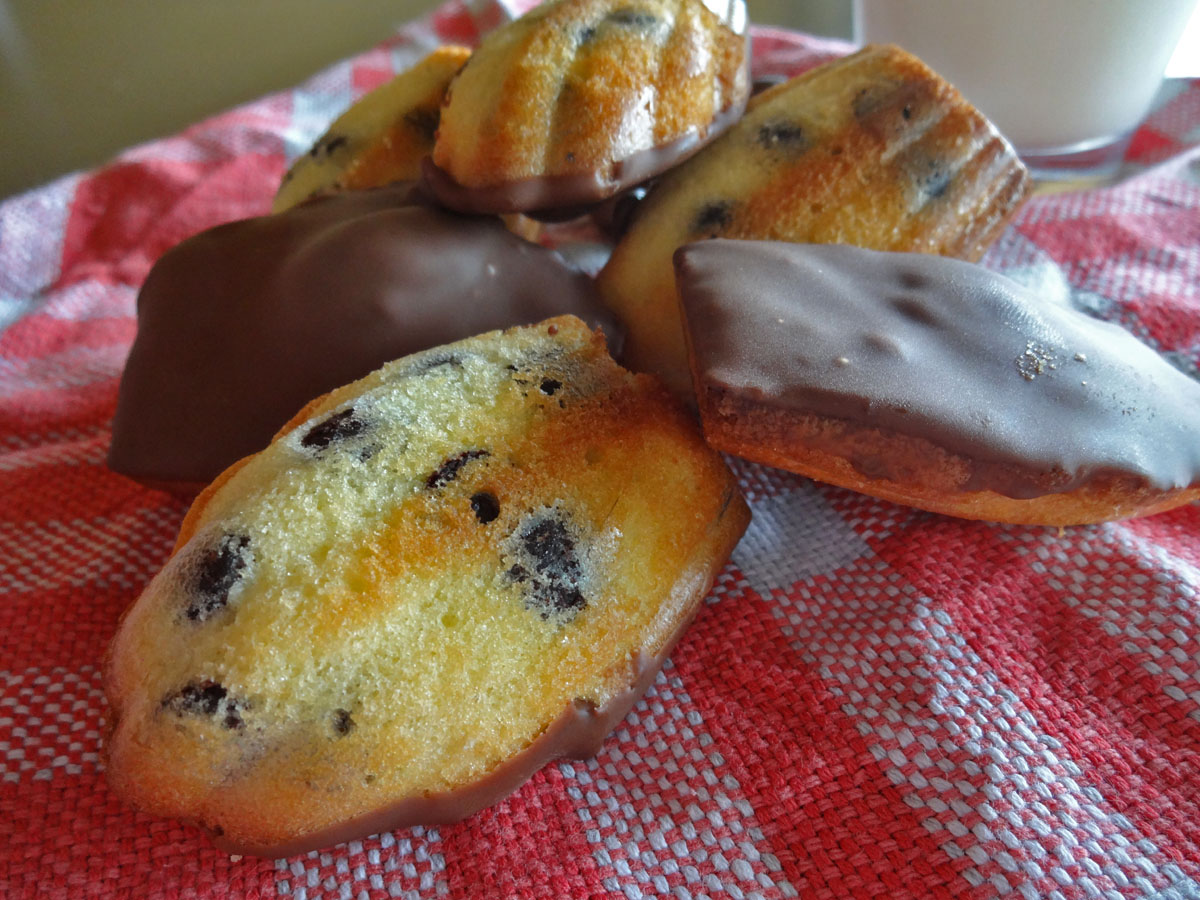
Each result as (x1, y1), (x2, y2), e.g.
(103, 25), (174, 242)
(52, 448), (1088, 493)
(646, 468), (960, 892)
(598, 43), (1032, 400)
(677, 240), (1200, 526)
(104, 317), (748, 856)
(426, 0), (750, 217)
(108, 185), (619, 491)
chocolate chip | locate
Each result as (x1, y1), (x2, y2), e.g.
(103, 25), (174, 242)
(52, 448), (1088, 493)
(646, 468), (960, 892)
(301, 407), (369, 452)
(692, 202), (733, 237)
(852, 80), (936, 139)
(331, 709), (356, 737)
(406, 352), (465, 376)
(311, 133), (349, 159)
(426, 449), (490, 490)
(756, 121), (807, 151)
(752, 73), (787, 96)
(164, 680), (246, 730)
(470, 492), (500, 524)
(915, 160), (951, 198)
(505, 347), (574, 397)
(519, 519), (574, 570)
(505, 514), (586, 620)
(851, 85), (882, 121)
(175, 682), (225, 715)
(607, 8), (659, 28)
(186, 534), (251, 622)
(591, 184), (650, 238)
(403, 108), (440, 143)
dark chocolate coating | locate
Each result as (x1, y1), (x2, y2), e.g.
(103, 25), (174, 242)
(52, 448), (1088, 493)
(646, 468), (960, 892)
(422, 98), (748, 219)
(675, 240), (1200, 498)
(108, 185), (621, 490)
(209, 643), (680, 858)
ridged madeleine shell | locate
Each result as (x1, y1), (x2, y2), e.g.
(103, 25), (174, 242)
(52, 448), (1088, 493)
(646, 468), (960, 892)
(598, 43), (1032, 400)
(429, 0), (749, 212)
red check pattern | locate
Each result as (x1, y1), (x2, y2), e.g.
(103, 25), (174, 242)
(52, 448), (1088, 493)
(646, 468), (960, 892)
(1, 2), (1198, 897)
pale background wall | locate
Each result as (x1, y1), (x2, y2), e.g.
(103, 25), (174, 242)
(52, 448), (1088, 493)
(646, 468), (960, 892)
(0, 0), (853, 201)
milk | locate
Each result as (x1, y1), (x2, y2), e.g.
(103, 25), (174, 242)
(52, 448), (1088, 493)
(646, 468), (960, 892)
(853, 0), (1197, 154)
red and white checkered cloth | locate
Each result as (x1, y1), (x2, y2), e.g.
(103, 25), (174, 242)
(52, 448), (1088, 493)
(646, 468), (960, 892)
(2, 2), (1199, 897)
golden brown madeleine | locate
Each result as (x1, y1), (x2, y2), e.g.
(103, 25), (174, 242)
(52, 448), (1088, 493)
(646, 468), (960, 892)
(677, 241), (1200, 526)
(273, 46), (471, 213)
(598, 43), (1032, 400)
(427, 0), (750, 215)
(105, 316), (748, 857)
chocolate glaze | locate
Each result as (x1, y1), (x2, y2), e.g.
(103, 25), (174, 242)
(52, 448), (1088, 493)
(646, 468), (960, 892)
(210, 636), (688, 858)
(422, 97), (749, 219)
(591, 184), (653, 240)
(750, 72), (787, 95)
(108, 184), (620, 491)
(675, 240), (1200, 499)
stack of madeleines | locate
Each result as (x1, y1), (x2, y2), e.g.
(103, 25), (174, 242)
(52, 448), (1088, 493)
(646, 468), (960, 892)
(103, 0), (1200, 857)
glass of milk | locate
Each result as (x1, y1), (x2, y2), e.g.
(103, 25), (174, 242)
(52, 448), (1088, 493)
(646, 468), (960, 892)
(853, 0), (1198, 180)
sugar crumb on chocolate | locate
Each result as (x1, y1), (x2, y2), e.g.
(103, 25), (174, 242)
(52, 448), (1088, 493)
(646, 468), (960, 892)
(1017, 341), (1059, 381)
(756, 120), (807, 151)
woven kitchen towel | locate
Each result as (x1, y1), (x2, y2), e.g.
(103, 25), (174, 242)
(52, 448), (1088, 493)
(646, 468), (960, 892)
(1, 2), (1198, 897)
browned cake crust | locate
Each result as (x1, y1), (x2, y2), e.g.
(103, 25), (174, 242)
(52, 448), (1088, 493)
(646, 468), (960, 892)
(105, 316), (749, 856)
(698, 393), (1200, 526)
(598, 43), (1032, 400)
(428, 0), (750, 214)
